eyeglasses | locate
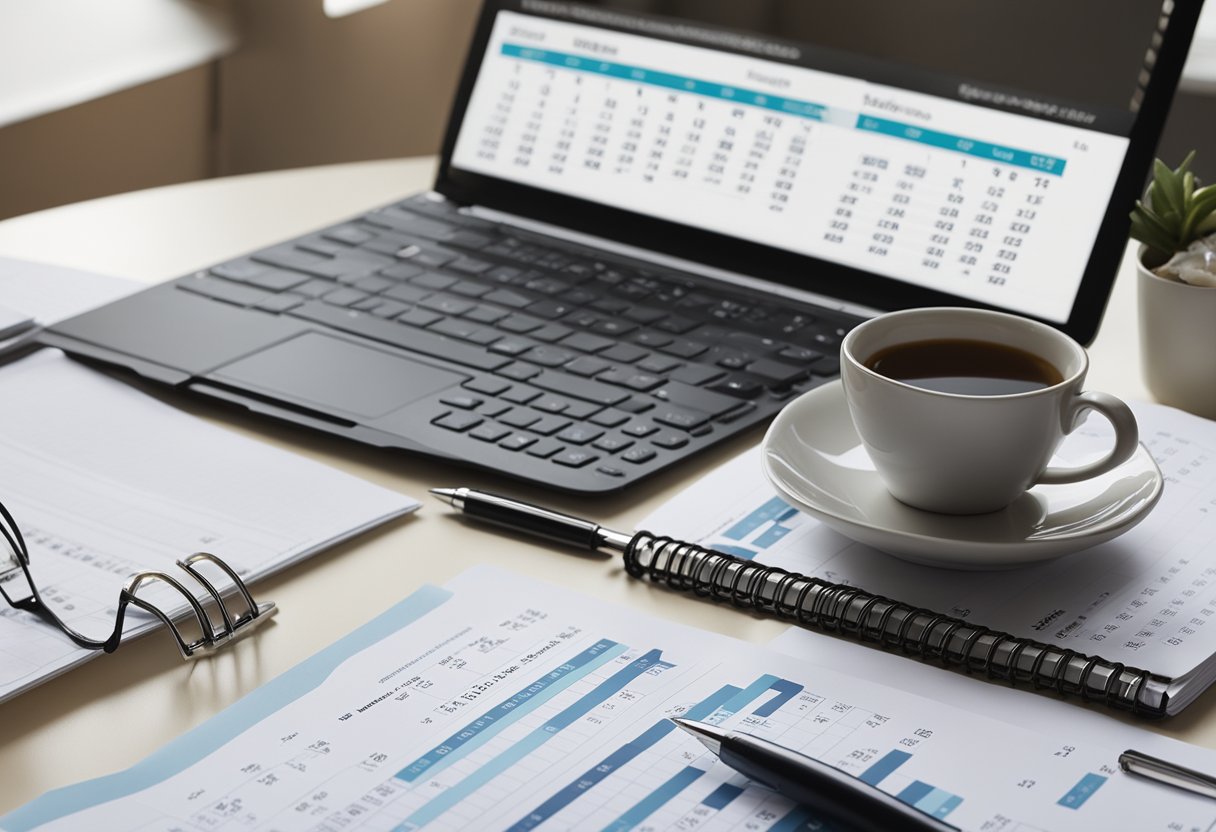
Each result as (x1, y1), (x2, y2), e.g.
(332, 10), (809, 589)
(0, 499), (275, 659)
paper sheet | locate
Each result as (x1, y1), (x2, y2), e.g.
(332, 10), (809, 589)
(641, 400), (1216, 681)
(5, 565), (1215, 831)
(0, 350), (419, 702)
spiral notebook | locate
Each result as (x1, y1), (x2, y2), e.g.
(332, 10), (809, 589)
(641, 399), (1216, 717)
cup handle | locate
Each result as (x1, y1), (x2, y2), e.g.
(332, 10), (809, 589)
(1036, 391), (1139, 485)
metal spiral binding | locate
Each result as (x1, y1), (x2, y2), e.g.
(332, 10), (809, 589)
(624, 531), (1172, 717)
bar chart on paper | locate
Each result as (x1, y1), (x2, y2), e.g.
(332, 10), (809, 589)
(8, 568), (1216, 832)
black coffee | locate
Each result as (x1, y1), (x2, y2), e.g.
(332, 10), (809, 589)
(864, 338), (1063, 395)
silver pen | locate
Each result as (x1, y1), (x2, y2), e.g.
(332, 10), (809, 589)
(1119, 749), (1216, 799)
(672, 718), (957, 832)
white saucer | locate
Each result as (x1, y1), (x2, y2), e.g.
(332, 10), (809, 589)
(761, 381), (1164, 569)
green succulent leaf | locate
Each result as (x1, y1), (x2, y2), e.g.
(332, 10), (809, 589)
(1130, 152), (1215, 255)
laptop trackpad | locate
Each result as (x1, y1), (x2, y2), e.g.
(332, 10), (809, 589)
(212, 332), (465, 419)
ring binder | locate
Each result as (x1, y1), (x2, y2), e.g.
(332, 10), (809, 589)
(623, 531), (1171, 717)
(0, 500), (276, 660)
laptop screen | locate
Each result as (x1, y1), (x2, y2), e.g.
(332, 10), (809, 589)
(440, 1), (1198, 342)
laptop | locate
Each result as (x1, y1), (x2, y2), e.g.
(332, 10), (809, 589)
(41, 0), (1200, 494)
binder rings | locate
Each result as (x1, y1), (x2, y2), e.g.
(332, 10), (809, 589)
(624, 532), (1171, 717)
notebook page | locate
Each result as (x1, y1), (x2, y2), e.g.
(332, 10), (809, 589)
(0, 350), (418, 702)
(640, 400), (1216, 680)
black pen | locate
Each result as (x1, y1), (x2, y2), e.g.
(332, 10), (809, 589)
(672, 718), (958, 832)
(429, 487), (634, 553)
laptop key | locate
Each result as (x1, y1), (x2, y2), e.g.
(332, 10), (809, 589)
(483, 289), (533, 308)
(412, 272), (458, 291)
(288, 302), (510, 371)
(450, 257), (494, 275)
(499, 434), (537, 452)
(523, 345), (576, 367)
(669, 364), (725, 386)
(432, 412), (482, 432)
(178, 275), (275, 307)
(530, 323), (575, 343)
(470, 423), (511, 443)
(397, 308), (443, 328)
(744, 358), (810, 386)
(653, 405), (710, 431)
(556, 425), (604, 445)
(419, 294), (476, 316)
(370, 300), (409, 319)
(248, 269), (312, 292)
(211, 260), (266, 281)
(352, 275), (395, 294)
(449, 280), (493, 298)
(498, 362), (542, 381)
(651, 432), (690, 450)
(600, 343), (648, 364)
(501, 385), (542, 404)
(379, 263), (424, 281)
(592, 434), (634, 453)
(525, 438), (564, 458)
(560, 332), (615, 354)
(598, 369), (665, 392)
(323, 288), (371, 306)
(323, 225), (374, 246)
(464, 377), (511, 396)
(621, 446), (657, 464)
(589, 408), (630, 428)
(528, 414), (573, 436)
(254, 294), (304, 314)
(497, 314), (544, 334)
(552, 449), (599, 468)
(652, 381), (740, 417)
(530, 370), (629, 406)
(382, 283), (431, 304)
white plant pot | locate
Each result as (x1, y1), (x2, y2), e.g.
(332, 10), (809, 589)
(1137, 255), (1216, 420)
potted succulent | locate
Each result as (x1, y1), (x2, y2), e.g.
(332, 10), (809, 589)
(1129, 152), (1216, 419)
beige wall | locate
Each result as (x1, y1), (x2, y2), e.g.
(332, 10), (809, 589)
(215, 0), (480, 176)
(0, 0), (479, 221)
(0, 66), (215, 220)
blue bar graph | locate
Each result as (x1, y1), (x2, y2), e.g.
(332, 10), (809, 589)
(724, 497), (793, 540)
(893, 777), (963, 819)
(504, 684), (742, 831)
(701, 783), (744, 811)
(769, 807), (816, 831)
(395, 639), (626, 783)
(396, 649), (669, 830)
(602, 766), (706, 832)
(918, 787), (959, 816)
(753, 524), (793, 549)
(935, 795), (963, 818)
(753, 679), (804, 718)
(896, 781), (934, 805)
(1058, 773), (1107, 809)
(859, 750), (912, 786)
(600, 674), (803, 831)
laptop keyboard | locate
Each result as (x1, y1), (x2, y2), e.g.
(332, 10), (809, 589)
(175, 194), (862, 492)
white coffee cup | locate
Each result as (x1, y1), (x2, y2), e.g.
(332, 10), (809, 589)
(840, 307), (1139, 515)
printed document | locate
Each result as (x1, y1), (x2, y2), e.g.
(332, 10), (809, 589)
(4, 566), (1214, 831)
(0, 350), (418, 702)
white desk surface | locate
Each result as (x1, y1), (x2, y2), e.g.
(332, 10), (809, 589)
(0, 157), (1209, 816)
